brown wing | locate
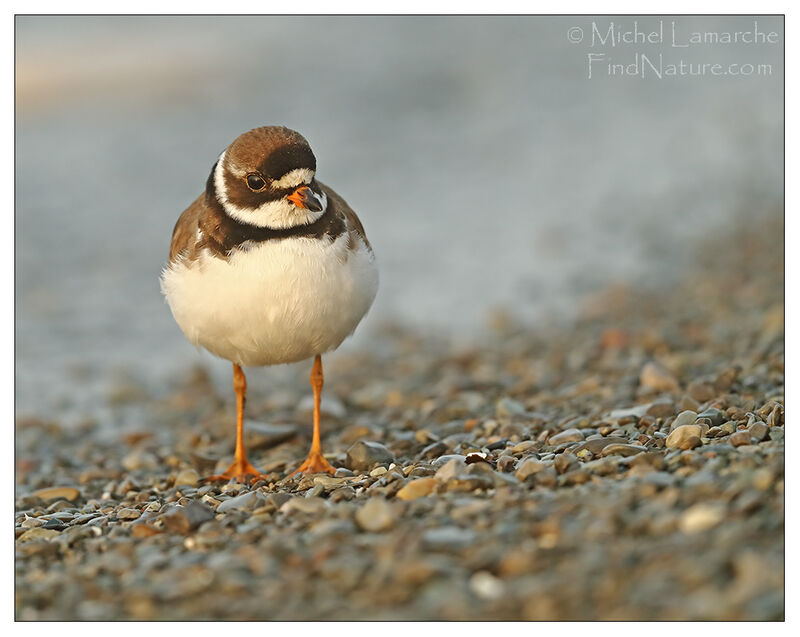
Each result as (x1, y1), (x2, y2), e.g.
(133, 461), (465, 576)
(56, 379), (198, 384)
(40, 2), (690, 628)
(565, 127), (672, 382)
(168, 194), (205, 262)
(317, 181), (372, 252)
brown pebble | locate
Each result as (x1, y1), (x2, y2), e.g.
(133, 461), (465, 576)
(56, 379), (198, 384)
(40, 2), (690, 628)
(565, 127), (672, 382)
(640, 362), (680, 392)
(679, 435), (701, 450)
(396, 478), (437, 501)
(687, 380), (716, 403)
(554, 454), (578, 475)
(601, 444), (646, 457)
(31, 486), (80, 502)
(730, 431), (753, 447)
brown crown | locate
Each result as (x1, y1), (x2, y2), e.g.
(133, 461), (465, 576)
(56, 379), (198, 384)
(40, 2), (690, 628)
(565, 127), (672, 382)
(226, 126), (316, 179)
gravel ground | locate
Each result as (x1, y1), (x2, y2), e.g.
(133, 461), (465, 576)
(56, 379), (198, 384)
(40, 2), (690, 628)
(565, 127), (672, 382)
(15, 214), (784, 621)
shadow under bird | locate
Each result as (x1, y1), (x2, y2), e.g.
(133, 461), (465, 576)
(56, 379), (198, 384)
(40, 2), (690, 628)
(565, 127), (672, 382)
(161, 126), (379, 481)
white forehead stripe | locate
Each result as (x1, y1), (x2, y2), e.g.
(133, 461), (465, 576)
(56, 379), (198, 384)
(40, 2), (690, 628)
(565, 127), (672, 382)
(271, 168), (314, 189)
(213, 151), (327, 230)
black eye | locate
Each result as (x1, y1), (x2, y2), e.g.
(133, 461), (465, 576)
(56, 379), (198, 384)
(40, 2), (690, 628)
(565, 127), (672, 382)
(246, 174), (266, 191)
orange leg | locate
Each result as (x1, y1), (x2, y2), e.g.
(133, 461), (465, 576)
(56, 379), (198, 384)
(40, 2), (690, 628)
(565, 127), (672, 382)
(291, 355), (336, 475)
(204, 363), (268, 484)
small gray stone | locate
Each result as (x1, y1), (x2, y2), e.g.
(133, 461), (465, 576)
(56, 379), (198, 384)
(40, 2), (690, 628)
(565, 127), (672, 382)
(671, 410), (698, 430)
(749, 421), (769, 442)
(345, 440), (395, 471)
(216, 491), (264, 513)
(161, 501), (215, 534)
(42, 518), (67, 530)
(432, 454), (468, 468)
(697, 408), (725, 427)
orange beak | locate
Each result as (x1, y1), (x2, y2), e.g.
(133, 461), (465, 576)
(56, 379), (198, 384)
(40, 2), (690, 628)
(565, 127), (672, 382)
(286, 186), (323, 212)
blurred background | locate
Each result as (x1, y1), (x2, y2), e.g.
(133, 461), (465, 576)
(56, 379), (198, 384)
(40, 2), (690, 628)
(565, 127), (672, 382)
(15, 15), (783, 421)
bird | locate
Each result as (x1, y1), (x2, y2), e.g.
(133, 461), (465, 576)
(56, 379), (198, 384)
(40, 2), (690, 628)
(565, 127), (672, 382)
(160, 126), (378, 482)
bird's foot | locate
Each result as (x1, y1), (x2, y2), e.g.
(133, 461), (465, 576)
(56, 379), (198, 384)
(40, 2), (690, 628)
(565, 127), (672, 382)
(290, 451), (336, 476)
(203, 457), (268, 484)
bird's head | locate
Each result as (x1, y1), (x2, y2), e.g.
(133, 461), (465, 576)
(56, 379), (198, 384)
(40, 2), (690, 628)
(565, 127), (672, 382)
(207, 126), (326, 229)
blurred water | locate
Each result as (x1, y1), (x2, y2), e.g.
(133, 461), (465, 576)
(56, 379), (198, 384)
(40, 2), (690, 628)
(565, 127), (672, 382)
(15, 16), (783, 417)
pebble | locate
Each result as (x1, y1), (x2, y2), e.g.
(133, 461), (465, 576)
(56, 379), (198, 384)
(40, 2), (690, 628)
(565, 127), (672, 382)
(396, 478), (437, 501)
(17, 528), (61, 542)
(671, 410), (698, 430)
(572, 436), (628, 456)
(434, 458), (464, 482)
(162, 501), (215, 534)
(30, 486), (80, 501)
(511, 440), (537, 454)
(345, 440), (394, 471)
(600, 444), (645, 457)
(116, 508), (141, 520)
(697, 408), (725, 427)
(174, 468), (199, 487)
(432, 454), (467, 468)
(216, 491), (264, 513)
(279, 497), (327, 516)
(687, 380), (716, 403)
(749, 422), (769, 442)
(679, 504), (725, 534)
(646, 398), (676, 418)
(584, 457), (620, 476)
(554, 454), (578, 475)
(730, 431), (753, 447)
(666, 425), (704, 449)
(354, 498), (395, 532)
(496, 456), (517, 473)
(514, 458), (546, 482)
(679, 436), (701, 450)
(548, 428), (584, 445)
(640, 362), (680, 392)
(20, 516), (44, 528)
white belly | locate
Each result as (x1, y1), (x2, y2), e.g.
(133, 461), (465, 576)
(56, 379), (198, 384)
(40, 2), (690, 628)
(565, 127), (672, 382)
(161, 235), (378, 366)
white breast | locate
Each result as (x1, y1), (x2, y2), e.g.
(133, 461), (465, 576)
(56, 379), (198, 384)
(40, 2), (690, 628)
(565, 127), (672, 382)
(161, 235), (378, 366)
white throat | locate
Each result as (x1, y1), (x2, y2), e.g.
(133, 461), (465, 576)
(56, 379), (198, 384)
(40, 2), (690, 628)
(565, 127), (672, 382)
(213, 151), (327, 229)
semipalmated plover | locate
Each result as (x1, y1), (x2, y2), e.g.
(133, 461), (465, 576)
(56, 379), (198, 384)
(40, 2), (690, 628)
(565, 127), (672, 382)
(161, 126), (378, 481)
